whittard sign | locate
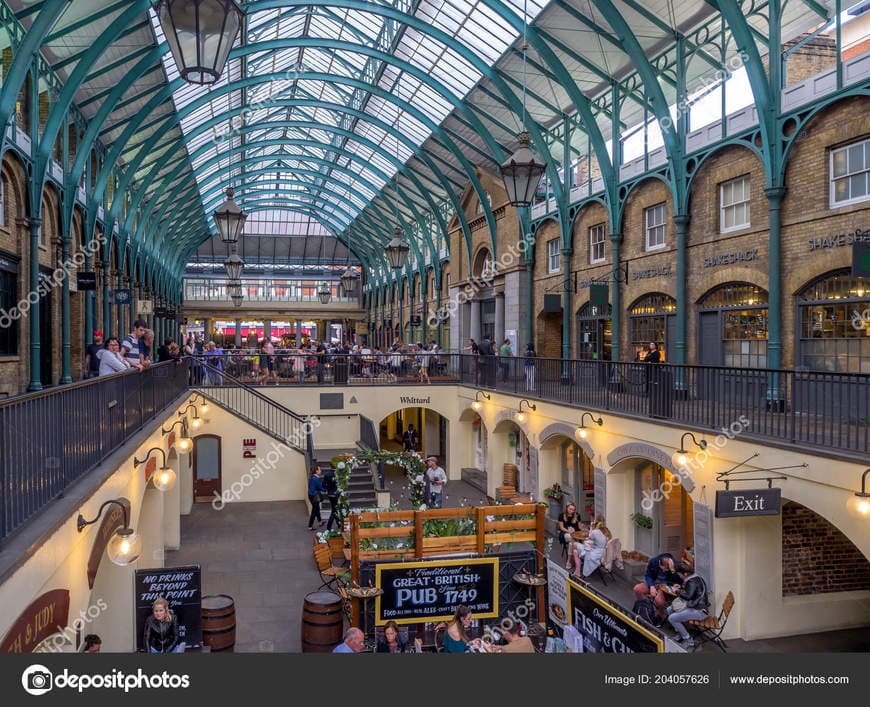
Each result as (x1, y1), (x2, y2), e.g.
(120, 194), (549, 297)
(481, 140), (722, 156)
(374, 557), (499, 625)
(567, 579), (663, 653)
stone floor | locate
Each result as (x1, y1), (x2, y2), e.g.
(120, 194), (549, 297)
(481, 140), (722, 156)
(168, 498), (869, 653)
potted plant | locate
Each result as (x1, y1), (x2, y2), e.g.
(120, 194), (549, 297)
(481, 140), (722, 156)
(543, 484), (564, 520)
(630, 512), (654, 529)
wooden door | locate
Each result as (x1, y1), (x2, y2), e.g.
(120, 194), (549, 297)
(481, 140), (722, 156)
(193, 435), (221, 502)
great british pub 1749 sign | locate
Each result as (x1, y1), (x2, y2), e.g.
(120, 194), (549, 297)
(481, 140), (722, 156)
(374, 557), (499, 625)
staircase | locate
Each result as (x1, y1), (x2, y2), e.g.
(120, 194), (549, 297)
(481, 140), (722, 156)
(317, 459), (378, 513)
(194, 362), (313, 463)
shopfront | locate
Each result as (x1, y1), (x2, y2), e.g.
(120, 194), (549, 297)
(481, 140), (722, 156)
(796, 269), (870, 373)
(628, 293), (675, 361)
(576, 301), (611, 361)
(697, 283), (768, 368)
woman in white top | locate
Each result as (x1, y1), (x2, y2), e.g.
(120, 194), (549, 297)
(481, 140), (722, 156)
(573, 520), (609, 578)
(98, 337), (131, 376)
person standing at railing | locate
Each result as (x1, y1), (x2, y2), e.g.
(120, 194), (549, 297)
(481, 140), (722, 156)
(205, 341), (224, 385)
(193, 334), (205, 384)
(120, 320), (146, 372)
(139, 329), (155, 368)
(478, 337), (494, 386)
(524, 342), (537, 391)
(97, 337), (132, 376)
(499, 338), (513, 383)
(83, 331), (104, 379)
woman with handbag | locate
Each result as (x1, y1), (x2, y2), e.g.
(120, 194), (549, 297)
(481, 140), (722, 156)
(667, 563), (709, 649)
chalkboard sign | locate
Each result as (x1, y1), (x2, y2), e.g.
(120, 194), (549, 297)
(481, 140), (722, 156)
(692, 502), (714, 594)
(135, 565), (202, 650)
(567, 579), (663, 653)
(374, 557), (499, 625)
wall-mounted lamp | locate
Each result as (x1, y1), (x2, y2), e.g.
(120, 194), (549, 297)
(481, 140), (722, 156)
(188, 395), (211, 421)
(161, 420), (193, 454)
(847, 469), (870, 521)
(514, 399), (536, 424)
(133, 447), (177, 492)
(178, 404), (205, 431)
(471, 391), (491, 412)
(672, 432), (707, 469)
(77, 500), (141, 566)
(575, 412), (603, 440)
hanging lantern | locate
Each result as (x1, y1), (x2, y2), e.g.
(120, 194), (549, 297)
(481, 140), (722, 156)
(224, 251), (244, 280)
(499, 131), (547, 207)
(156, 0), (243, 85)
(231, 293), (243, 308)
(213, 187), (247, 243)
(385, 226), (409, 270)
(318, 282), (332, 305)
(226, 280), (242, 298)
(340, 266), (359, 296)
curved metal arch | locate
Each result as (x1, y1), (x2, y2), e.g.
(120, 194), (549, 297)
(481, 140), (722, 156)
(143, 146), (421, 264)
(685, 137), (765, 196)
(103, 72), (486, 269)
(157, 103), (475, 265)
(34, 0), (154, 206)
(0, 0), (71, 142)
(566, 195), (610, 234)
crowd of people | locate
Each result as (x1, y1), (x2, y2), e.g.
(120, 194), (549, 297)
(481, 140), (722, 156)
(463, 336), (537, 390)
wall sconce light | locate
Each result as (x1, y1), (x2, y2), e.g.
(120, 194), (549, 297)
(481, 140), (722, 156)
(847, 469), (870, 521)
(133, 447), (177, 492)
(514, 399), (536, 424)
(672, 432), (707, 469)
(188, 395), (211, 421)
(575, 412), (603, 440)
(77, 500), (142, 566)
(161, 420), (193, 454)
(471, 391), (491, 412)
(178, 404), (205, 431)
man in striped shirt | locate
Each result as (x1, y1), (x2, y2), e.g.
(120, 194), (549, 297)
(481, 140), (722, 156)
(120, 320), (146, 371)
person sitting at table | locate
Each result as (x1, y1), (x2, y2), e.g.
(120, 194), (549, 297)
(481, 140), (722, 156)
(440, 605), (491, 653)
(667, 563), (710, 649)
(633, 552), (681, 618)
(376, 620), (409, 653)
(572, 519), (608, 578)
(498, 621), (536, 653)
(332, 627), (364, 653)
(558, 503), (583, 571)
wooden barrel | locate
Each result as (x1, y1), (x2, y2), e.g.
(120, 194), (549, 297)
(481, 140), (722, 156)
(201, 594), (236, 652)
(301, 591), (343, 652)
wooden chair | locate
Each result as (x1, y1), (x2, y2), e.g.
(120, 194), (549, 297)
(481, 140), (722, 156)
(687, 591), (735, 652)
(313, 541), (346, 591)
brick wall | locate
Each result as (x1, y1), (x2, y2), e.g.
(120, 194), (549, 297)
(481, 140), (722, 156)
(780, 35), (837, 88)
(781, 500), (870, 596)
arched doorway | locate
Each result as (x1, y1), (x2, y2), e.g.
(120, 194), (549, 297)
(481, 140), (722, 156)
(539, 433), (596, 523)
(492, 418), (533, 495)
(379, 407), (448, 462)
(458, 407), (488, 494)
(697, 282), (768, 368)
(628, 293), (675, 361)
(193, 434), (221, 502)
(796, 269), (869, 373)
(634, 461), (693, 558)
(576, 301), (611, 361)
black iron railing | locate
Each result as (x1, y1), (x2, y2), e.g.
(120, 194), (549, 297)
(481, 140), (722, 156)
(190, 352), (870, 456)
(193, 360), (312, 460)
(0, 360), (190, 541)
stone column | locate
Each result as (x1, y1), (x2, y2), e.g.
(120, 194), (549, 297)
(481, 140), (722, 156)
(495, 292), (505, 346)
(470, 299), (481, 343)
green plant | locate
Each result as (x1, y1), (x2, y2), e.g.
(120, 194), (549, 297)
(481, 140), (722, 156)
(630, 512), (653, 529)
(543, 484), (564, 502)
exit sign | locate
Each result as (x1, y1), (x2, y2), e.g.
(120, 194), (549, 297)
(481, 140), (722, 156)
(853, 242), (870, 278)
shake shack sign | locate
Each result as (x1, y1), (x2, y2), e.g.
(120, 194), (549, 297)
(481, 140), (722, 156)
(808, 228), (869, 251)
(374, 557), (499, 625)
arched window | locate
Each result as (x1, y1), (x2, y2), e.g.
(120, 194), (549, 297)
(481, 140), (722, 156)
(796, 269), (869, 373)
(629, 293), (676, 361)
(698, 283), (768, 368)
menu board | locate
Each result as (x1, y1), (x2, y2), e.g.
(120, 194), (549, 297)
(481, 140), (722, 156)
(135, 565), (202, 650)
(692, 502), (714, 594)
(547, 560), (569, 627)
(567, 579), (663, 653)
(374, 557), (499, 626)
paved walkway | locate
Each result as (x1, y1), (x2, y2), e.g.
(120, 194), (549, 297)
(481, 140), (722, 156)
(166, 501), (323, 653)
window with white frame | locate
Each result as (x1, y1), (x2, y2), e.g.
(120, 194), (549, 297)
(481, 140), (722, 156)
(720, 175), (750, 232)
(547, 238), (560, 273)
(830, 138), (870, 207)
(644, 203), (666, 250)
(589, 223), (606, 264)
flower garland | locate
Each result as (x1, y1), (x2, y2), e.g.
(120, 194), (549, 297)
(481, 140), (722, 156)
(336, 449), (428, 510)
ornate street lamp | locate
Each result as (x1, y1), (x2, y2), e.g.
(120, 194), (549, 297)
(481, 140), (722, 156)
(224, 250), (244, 280)
(385, 226), (409, 270)
(231, 294), (243, 308)
(77, 500), (142, 566)
(318, 281), (332, 305)
(213, 187), (247, 244)
(340, 266), (359, 296)
(500, 131), (547, 208)
(156, 0), (244, 85)
(226, 280), (242, 298)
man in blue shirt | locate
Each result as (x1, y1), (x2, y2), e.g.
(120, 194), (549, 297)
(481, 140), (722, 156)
(307, 466), (324, 530)
(633, 552), (680, 618)
(332, 627), (364, 653)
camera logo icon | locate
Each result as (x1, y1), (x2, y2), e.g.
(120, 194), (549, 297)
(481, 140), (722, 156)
(22, 665), (53, 696)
